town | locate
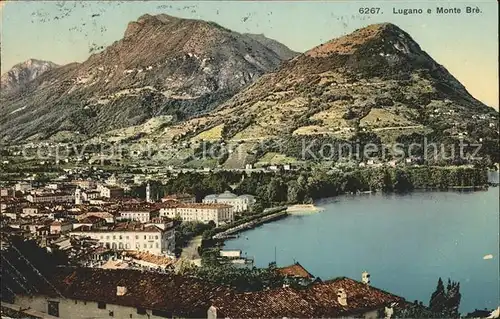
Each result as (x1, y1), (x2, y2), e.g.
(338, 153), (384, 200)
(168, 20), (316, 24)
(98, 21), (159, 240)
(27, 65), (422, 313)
(1, 2), (498, 318)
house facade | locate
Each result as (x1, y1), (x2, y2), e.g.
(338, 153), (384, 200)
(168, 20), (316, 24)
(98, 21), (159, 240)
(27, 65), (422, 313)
(119, 209), (159, 223)
(100, 186), (124, 198)
(159, 203), (233, 226)
(202, 191), (256, 213)
(26, 193), (74, 203)
(70, 224), (174, 255)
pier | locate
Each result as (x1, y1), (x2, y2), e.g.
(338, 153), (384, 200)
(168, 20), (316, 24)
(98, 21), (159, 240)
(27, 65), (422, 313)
(213, 208), (288, 240)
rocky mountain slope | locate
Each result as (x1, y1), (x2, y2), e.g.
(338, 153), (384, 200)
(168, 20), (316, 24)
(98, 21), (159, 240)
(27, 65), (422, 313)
(155, 23), (497, 145)
(124, 23), (498, 168)
(1, 59), (59, 94)
(0, 14), (295, 143)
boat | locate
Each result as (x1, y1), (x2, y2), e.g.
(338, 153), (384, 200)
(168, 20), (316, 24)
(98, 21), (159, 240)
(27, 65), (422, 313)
(483, 254), (493, 260)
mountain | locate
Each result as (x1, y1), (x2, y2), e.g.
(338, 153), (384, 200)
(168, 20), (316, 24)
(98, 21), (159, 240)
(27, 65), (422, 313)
(147, 23), (497, 167)
(1, 59), (59, 94)
(244, 33), (299, 60)
(0, 14), (295, 143)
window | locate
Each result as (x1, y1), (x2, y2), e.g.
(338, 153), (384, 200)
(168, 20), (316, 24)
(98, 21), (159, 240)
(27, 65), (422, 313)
(155, 235), (158, 240)
(144, 243), (147, 248)
(144, 235), (146, 239)
(113, 235), (116, 240)
(98, 302), (106, 309)
(137, 308), (147, 315)
(74, 300), (78, 304)
(109, 311), (114, 317)
(48, 301), (59, 317)
(135, 235), (139, 239)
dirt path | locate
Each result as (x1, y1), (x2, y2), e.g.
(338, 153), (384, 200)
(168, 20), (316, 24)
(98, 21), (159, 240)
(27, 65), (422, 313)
(180, 235), (202, 260)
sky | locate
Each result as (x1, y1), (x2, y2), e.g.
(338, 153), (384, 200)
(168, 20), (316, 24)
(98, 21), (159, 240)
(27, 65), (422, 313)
(1, 1), (498, 108)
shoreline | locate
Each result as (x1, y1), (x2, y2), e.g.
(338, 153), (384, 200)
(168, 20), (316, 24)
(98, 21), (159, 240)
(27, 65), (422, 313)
(286, 204), (324, 213)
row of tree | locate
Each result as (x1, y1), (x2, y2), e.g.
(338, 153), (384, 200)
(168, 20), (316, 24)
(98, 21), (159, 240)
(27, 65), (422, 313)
(130, 166), (488, 209)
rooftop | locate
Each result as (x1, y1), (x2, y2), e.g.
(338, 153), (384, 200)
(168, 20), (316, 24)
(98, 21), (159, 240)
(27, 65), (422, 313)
(72, 221), (163, 233)
(211, 277), (405, 318)
(159, 202), (233, 209)
(23, 267), (229, 318)
(276, 262), (314, 279)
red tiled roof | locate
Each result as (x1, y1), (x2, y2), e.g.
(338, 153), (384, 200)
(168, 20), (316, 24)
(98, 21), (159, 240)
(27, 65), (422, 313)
(211, 277), (405, 318)
(72, 222), (162, 233)
(276, 262), (314, 279)
(38, 267), (229, 318)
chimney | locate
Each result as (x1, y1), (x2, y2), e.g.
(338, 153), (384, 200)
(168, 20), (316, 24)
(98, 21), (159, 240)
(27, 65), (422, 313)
(362, 271), (370, 285)
(385, 302), (397, 319)
(116, 286), (127, 296)
(337, 288), (347, 306)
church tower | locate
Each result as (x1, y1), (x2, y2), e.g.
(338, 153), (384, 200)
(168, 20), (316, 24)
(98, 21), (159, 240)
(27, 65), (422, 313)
(75, 187), (82, 205)
(146, 182), (152, 203)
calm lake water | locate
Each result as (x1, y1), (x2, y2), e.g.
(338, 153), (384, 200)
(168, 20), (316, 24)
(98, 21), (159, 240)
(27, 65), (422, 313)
(225, 174), (499, 313)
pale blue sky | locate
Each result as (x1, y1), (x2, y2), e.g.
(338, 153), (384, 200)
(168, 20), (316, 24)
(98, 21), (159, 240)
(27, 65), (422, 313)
(1, 1), (498, 108)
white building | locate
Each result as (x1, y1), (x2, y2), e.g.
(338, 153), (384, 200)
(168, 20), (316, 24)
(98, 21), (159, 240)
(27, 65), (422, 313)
(15, 181), (32, 192)
(81, 189), (101, 201)
(203, 191), (256, 213)
(100, 186), (124, 198)
(159, 202), (233, 226)
(71, 223), (174, 255)
(119, 208), (159, 223)
(26, 192), (74, 203)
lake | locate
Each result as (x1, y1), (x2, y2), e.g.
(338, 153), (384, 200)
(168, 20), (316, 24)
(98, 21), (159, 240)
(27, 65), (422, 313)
(225, 177), (499, 313)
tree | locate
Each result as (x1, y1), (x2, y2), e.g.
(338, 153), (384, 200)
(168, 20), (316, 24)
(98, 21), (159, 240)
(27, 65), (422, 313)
(429, 277), (447, 314)
(429, 277), (461, 318)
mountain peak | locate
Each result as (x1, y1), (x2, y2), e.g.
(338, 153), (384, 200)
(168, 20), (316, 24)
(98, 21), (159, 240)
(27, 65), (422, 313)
(124, 13), (181, 38)
(1, 58), (59, 94)
(306, 23), (418, 57)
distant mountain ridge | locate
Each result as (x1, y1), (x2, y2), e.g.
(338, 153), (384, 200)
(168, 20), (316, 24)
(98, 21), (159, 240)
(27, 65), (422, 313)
(1, 59), (59, 94)
(0, 14), (296, 143)
(143, 23), (498, 166)
(244, 33), (299, 60)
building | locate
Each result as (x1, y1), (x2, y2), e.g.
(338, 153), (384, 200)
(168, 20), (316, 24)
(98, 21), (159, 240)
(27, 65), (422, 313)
(5, 267), (228, 319)
(208, 276), (404, 318)
(0, 187), (15, 197)
(14, 181), (32, 192)
(71, 222), (174, 255)
(119, 207), (159, 223)
(50, 221), (73, 234)
(26, 192), (74, 203)
(72, 216), (107, 230)
(100, 186), (124, 199)
(71, 179), (96, 189)
(159, 202), (233, 227)
(77, 212), (115, 224)
(203, 191), (256, 213)
(161, 193), (196, 204)
(276, 262), (315, 282)
(81, 189), (101, 201)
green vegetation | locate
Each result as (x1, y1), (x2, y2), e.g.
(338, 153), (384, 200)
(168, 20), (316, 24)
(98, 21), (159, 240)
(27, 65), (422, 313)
(140, 166), (488, 211)
(180, 249), (301, 292)
(173, 220), (215, 256)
